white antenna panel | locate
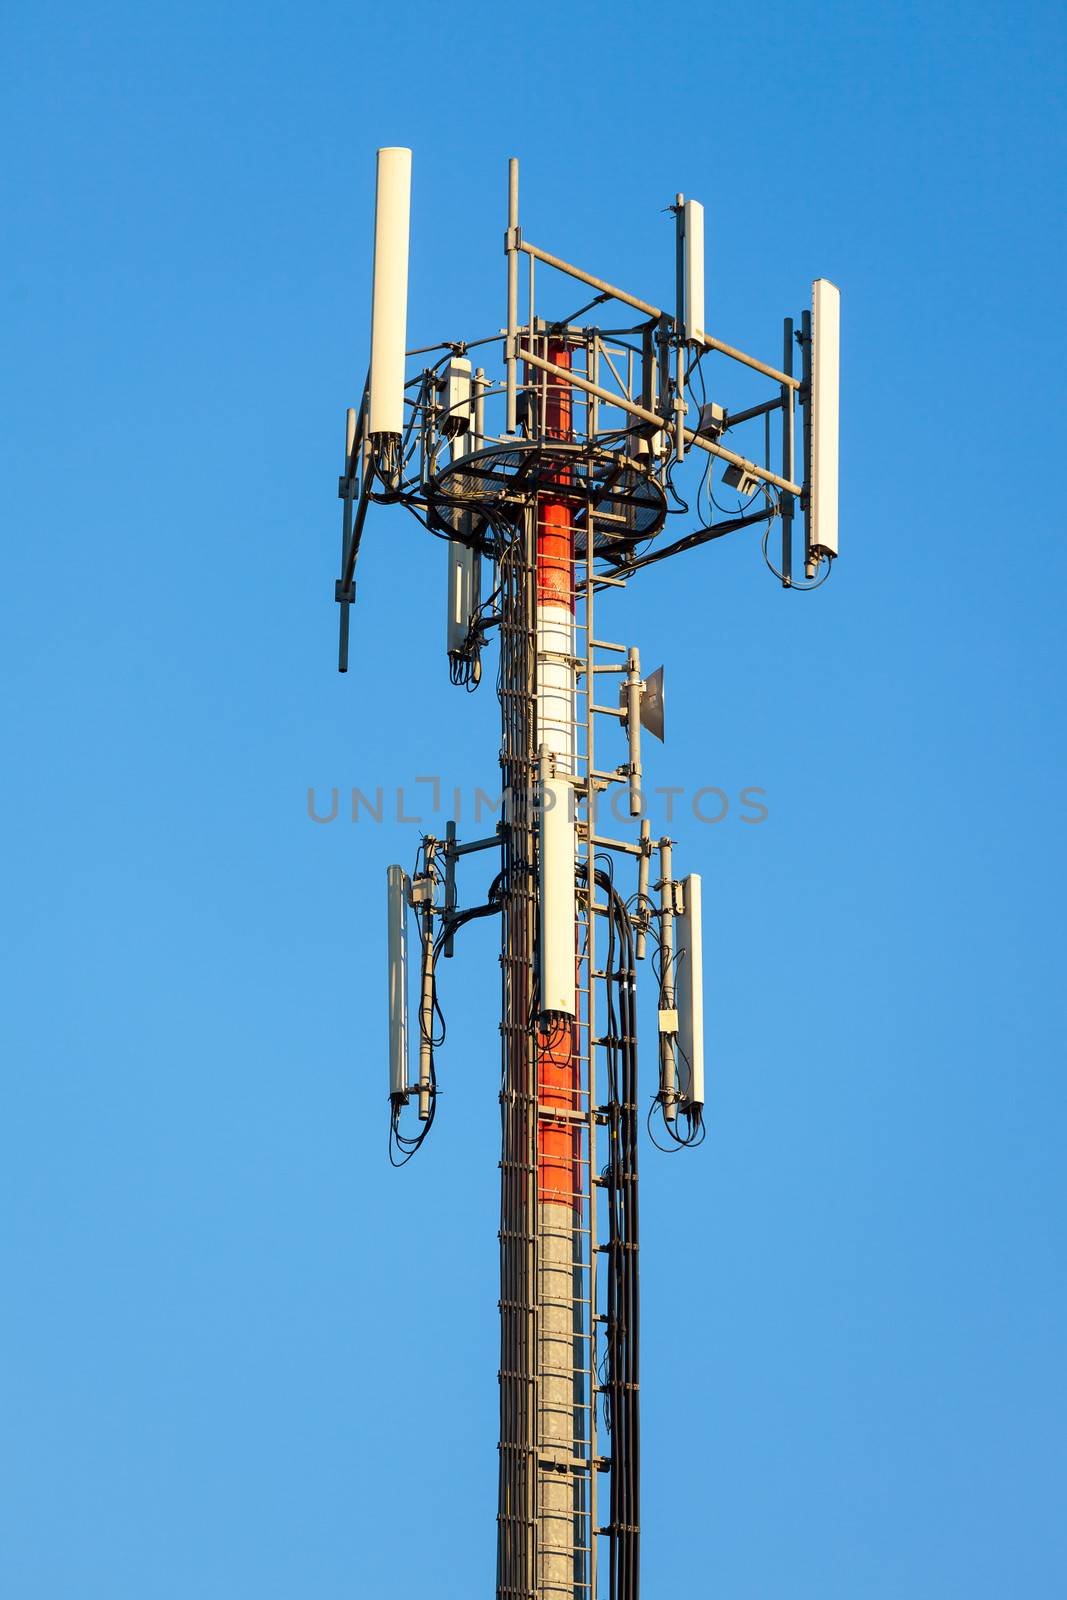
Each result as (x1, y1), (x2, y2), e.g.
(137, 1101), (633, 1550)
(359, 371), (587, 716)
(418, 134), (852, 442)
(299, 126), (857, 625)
(369, 147), (412, 437)
(683, 200), (705, 343)
(676, 873), (704, 1110)
(447, 540), (477, 655)
(810, 278), (840, 559)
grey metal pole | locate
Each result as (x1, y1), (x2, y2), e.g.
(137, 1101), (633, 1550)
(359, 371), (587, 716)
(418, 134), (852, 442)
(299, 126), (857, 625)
(417, 842), (437, 1121)
(506, 159), (519, 433)
(658, 838), (676, 1120)
(636, 818), (651, 960)
(474, 366), (486, 450)
(725, 396), (782, 429)
(641, 323), (655, 412)
(698, 331), (799, 390)
(518, 238), (662, 321)
(781, 318), (794, 587)
(801, 308), (814, 578)
(625, 647), (643, 818)
(338, 407), (356, 671)
(674, 194), (686, 462)
(631, 322), (656, 465)
(443, 820), (457, 959)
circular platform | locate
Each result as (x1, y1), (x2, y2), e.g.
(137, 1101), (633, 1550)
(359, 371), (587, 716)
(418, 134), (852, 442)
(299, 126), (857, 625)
(427, 438), (667, 564)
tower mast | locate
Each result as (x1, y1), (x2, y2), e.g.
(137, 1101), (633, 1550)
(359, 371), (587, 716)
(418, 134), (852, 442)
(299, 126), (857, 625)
(336, 148), (841, 1600)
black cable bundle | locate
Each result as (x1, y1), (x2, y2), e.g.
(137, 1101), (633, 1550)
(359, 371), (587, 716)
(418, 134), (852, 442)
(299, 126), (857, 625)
(584, 864), (641, 1600)
(388, 857), (505, 1167)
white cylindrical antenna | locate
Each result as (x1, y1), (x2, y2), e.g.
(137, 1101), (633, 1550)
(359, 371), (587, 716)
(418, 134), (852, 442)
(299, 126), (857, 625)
(633, 327), (658, 462)
(676, 873), (705, 1115)
(810, 277), (840, 561)
(505, 158), (519, 433)
(473, 366), (487, 451)
(441, 356), (473, 437)
(624, 647), (643, 818)
(344, 407), (357, 478)
(359, 387), (372, 482)
(657, 838), (677, 1120)
(447, 537), (477, 656)
(386, 865), (409, 1101)
(539, 747), (576, 1018)
(368, 146), (412, 438)
(683, 199), (705, 344)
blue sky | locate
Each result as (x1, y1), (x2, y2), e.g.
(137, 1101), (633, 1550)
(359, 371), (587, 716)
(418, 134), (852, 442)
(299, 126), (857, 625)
(3, 2), (1065, 1595)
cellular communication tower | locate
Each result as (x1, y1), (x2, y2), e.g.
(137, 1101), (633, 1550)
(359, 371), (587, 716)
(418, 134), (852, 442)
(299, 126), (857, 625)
(332, 147), (841, 1600)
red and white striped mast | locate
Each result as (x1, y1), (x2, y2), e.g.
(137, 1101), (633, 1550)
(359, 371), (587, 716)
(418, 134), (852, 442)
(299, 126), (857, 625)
(533, 332), (582, 1594)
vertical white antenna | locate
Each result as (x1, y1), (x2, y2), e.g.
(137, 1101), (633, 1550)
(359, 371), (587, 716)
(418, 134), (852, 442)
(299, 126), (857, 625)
(446, 421), (479, 664)
(473, 367), (487, 449)
(623, 647), (643, 818)
(676, 873), (704, 1112)
(683, 199), (705, 343)
(505, 158), (519, 433)
(446, 542), (477, 656)
(386, 865), (409, 1099)
(810, 277), (840, 560)
(369, 147), (412, 438)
